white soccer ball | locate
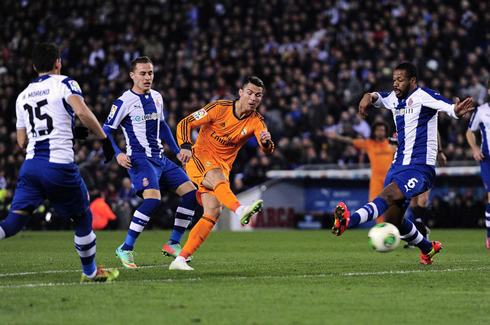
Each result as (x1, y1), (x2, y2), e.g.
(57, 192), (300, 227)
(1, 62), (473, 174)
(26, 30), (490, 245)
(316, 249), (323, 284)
(368, 222), (400, 253)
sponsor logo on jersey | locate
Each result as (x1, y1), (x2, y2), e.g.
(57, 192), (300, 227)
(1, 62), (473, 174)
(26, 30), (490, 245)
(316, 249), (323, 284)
(143, 178), (149, 187)
(108, 104), (118, 119)
(241, 128), (247, 135)
(134, 112), (158, 123)
(192, 109), (207, 120)
(394, 108), (414, 116)
(68, 80), (82, 93)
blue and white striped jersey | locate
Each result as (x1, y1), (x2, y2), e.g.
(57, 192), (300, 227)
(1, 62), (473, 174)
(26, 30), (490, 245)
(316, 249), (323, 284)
(468, 102), (490, 157)
(373, 87), (458, 166)
(15, 74), (82, 164)
(104, 89), (165, 159)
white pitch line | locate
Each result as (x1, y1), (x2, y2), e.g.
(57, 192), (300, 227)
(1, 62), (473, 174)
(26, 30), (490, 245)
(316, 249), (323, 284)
(1, 266), (489, 289)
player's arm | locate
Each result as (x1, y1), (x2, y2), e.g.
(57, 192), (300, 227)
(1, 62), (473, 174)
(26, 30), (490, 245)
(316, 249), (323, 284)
(326, 131), (355, 145)
(253, 122), (274, 154)
(358, 92), (385, 118)
(176, 102), (217, 161)
(69, 95), (115, 163)
(466, 128), (484, 161)
(436, 131), (446, 166)
(16, 129), (28, 148)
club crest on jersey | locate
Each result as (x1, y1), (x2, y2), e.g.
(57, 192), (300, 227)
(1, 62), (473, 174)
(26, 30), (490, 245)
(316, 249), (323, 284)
(155, 99), (162, 109)
(108, 105), (118, 119)
(192, 109), (207, 120)
(408, 97), (413, 106)
(68, 80), (82, 93)
(143, 178), (149, 187)
(206, 161), (211, 166)
(241, 128), (247, 135)
(134, 112), (158, 123)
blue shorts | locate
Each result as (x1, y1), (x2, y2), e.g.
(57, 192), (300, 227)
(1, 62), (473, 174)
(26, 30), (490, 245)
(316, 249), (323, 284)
(128, 156), (190, 197)
(384, 164), (436, 203)
(480, 160), (490, 193)
(10, 159), (90, 217)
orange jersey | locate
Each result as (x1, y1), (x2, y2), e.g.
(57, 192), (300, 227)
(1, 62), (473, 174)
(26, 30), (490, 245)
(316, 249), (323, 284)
(352, 139), (393, 179)
(177, 100), (274, 168)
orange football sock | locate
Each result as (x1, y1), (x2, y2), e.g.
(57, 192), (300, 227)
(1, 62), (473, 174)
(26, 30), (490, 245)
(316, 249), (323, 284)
(181, 214), (218, 257)
(213, 180), (241, 212)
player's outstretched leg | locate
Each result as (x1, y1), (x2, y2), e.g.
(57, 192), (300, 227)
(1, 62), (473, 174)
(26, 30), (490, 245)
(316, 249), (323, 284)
(235, 200), (263, 226)
(212, 180), (263, 225)
(332, 202), (350, 236)
(332, 198), (389, 236)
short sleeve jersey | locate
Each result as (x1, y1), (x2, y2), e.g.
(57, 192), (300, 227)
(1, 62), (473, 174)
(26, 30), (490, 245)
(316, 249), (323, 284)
(15, 74), (82, 163)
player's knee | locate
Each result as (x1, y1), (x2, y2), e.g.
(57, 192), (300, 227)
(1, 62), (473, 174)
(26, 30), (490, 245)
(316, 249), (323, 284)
(139, 198), (161, 217)
(182, 189), (198, 206)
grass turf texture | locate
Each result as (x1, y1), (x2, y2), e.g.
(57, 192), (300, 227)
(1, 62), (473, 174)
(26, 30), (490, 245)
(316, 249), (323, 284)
(1, 230), (489, 325)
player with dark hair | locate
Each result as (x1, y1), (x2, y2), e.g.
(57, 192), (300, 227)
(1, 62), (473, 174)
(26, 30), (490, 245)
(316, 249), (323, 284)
(0, 43), (118, 282)
(332, 62), (474, 265)
(466, 78), (490, 248)
(103, 56), (198, 268)
(169, 76), (274, 270)
(328, 121), (393, 223)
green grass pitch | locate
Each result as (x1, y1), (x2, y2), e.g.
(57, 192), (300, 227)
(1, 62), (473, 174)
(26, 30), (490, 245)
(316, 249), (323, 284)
(1, 229), (489, 325)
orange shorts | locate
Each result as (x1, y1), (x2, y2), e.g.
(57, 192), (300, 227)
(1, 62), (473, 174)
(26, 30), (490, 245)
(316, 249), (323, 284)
(186, 149), (231, 205)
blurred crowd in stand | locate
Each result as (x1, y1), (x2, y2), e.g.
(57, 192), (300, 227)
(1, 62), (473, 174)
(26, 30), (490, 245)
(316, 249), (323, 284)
(0, 0), (489, 229)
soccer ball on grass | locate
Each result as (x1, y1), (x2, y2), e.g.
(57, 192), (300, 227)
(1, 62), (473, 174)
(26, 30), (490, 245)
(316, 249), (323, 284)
(368, 222), (400, 253)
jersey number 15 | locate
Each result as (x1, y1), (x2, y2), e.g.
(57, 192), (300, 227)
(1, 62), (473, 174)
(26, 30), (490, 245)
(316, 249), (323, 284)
(24, 99), (53, 137)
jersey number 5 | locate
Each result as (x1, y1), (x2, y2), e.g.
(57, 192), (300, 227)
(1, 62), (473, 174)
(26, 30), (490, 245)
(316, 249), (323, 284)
(24, 99), (53, 137)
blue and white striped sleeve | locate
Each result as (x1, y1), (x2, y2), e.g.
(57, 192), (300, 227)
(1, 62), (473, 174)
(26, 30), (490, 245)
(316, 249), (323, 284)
(104, 99), (125, 129)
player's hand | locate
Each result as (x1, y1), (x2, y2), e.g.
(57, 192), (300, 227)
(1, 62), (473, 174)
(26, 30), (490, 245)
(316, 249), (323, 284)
(473, 149), (484, 161)
(101, 137), (115, 164)
(116, 152), (131, 169)
(260, 130), (271, 146)
(74, 126), (89, 139)
(358, 93), (372, 118)
(178, 149), (192, 164)
(437, 151), (447, 166)
(454, 97), (475, 118)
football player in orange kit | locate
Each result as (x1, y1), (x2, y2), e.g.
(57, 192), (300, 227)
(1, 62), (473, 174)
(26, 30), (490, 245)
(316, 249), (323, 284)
(328, 121), (393, 223)
(169, 76), (274, 270)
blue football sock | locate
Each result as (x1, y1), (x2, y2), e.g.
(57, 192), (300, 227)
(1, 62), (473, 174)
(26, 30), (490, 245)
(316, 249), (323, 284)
(0, 211), (30, 238)
(122, 198), (160, 251)
(348, 197), (388, 228)
(399, 218), (432, 254)
(73, 210), (97, 277)
(486, 204), (490, 238)
(169, 190), (197, 245)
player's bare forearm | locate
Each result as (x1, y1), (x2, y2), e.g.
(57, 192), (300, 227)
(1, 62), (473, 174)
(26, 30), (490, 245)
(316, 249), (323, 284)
(68, 95), (107, 139)
(359, 93), (377, 118)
